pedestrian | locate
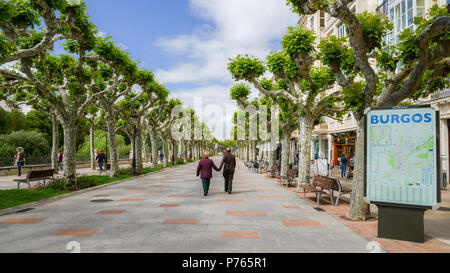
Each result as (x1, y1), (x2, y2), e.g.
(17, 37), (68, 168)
(196, 152), (220, 196)
(96, 150), (106, 171)
(159, 151), (164, 163)
(57, 150), (63, 170)
(219, 148), (236, 194)
(13, 147), (26, 177)
(341, 154), (348, 179)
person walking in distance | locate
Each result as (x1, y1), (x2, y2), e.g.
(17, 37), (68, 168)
(96, 150), (106, 171)
(219, 148), (236, 194)
(13, 147), (26, 177)
(196, 152), (220, 196)
(340, 154), (348, 179)
(57, 150), (63, 170)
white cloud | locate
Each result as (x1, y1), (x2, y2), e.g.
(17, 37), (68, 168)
(155, 0), (298, 85)
(154, 0), (299, 139)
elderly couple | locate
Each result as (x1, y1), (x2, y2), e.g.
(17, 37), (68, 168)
(196, 148), (236, 196)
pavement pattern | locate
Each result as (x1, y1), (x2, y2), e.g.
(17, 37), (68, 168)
(0, 157), (376, 253)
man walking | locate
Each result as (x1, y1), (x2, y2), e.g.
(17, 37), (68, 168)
(196, 152), (220, 196)
(96, 150), (106, 171)
(219, 148), (236, 194)
(340, 154), (348, 179)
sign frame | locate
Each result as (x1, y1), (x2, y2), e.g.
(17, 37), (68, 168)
(364, 105), (441, 210)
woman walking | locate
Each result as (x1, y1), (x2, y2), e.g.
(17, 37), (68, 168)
(13, 147), (26, 177)
(196, 152), (220, 196)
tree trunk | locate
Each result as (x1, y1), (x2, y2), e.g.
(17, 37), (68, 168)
(252, 141), (257, 161)
(61, 120), (77, 187)
(90, 118), (95, 170)
(348, 116), (371, 220)
(183, 140), (187, 162)
(280, 129), (290, 177)
(51, 114), (59, 174)
(162, 136), (169, 167)
(296, 116), (314, 190)
(135, 122), (144, 170)
(150, 130), (158, 169)
(106, 117), (119, 178)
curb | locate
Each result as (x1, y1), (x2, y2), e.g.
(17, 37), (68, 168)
(0, 162), (196, 217)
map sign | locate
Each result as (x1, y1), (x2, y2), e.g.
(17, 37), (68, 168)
(366, 107), (439, 208)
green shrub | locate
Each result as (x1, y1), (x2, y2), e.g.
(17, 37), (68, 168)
(47, 179), (66, 191)
(77, 130), (130, 158)
(76, 176), (96, 190)
(0, 130), (50, 158)
(177, 159), (185, 165)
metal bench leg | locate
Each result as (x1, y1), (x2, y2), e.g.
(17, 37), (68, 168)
(316, 193), (321, 206)
(17, 182), (20, 189)
(28, 182), (31, 189)
(335, 192), (341, 206)
(330, 189), (335, 206)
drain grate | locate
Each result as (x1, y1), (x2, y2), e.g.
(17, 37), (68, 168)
(16, 208), (35, 213)
(438, 207), (450, 212)
(90, 199), (114, 203)
(313, 207), (325, 212)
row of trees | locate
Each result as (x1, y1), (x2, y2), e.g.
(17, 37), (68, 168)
(0, 0), (217, 187)
(227, 1), (449, 220)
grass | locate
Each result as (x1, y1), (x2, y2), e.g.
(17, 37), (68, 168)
(0, 161), (191, 211)
(0, 189), (69, 211)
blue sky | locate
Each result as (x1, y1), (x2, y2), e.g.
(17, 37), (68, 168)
(84, 0), (299, 140)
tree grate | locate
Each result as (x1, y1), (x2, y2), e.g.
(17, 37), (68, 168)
(16, 208), (35, 213)
(90, 199), (114, 203)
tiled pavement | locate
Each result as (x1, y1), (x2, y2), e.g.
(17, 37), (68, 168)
(266, 171), (450, 253)
(0, 158), (376, 253)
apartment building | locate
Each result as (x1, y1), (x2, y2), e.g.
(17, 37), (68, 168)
(296, 0), (448, 187)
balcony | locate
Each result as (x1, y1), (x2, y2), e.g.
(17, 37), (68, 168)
(431, 89), (450, 100)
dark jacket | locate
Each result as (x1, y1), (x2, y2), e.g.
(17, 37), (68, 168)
(197, 158), (220, 179)
(96, 152), (106, 163)
(341, 156), (348, 167)
(219, 152), (236, 174)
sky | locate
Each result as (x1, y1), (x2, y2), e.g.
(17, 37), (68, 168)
(84, 0), (299, 140)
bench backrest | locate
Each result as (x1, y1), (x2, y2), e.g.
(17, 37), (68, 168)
(27, 169), (55, 180)
(313, 176), (336, 190)
(287, 169), (298, 178)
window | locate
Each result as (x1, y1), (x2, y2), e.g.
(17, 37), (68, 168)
(310, 16), (315, 30)
(338, 23), (346, 38)
(416, 0), (425, 21)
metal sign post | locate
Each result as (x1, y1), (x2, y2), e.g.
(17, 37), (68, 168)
(365, 106), (441, 243)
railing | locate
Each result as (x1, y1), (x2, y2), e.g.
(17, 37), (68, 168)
(0, 153), (132, 168)
(431, 89), (450, 100)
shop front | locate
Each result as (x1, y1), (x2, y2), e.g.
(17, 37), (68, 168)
(332, 132), (356, 166)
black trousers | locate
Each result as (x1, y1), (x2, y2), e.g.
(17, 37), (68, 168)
(224, 172), (234, 193)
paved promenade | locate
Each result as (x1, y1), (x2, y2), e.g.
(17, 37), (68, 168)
(0, 157), (374, 253)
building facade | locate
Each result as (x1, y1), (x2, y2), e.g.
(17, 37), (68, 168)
(296, 0), (448, 187)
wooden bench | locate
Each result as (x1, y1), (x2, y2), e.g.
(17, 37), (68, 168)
(300, 176), (352, 206)
(268, 164), (280, 178)
(14, 169), (55, 189)
(279, 169), (298, 188)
